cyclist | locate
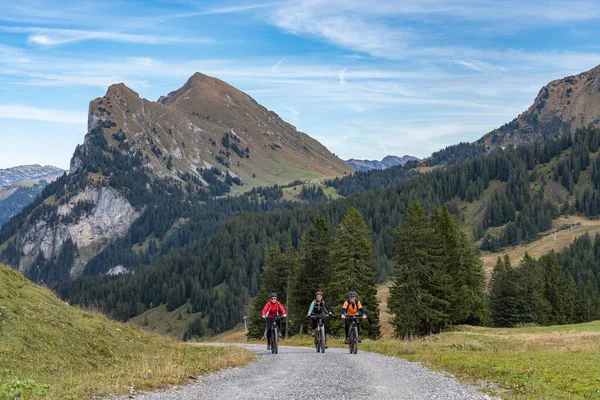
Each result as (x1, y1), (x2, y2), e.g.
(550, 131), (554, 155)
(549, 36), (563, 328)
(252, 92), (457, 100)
(341, 291), (366, 344)
(262, 292), (286, 350)
(306, 291), (332, 347)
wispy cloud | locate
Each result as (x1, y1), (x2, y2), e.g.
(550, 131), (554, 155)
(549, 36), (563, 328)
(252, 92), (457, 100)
(0, 104), (87, 124)
(338, 68), (347, 84)
(271, 58), (284, 73)
(454, 59), (507, 72)
(0, 26), (214, 46)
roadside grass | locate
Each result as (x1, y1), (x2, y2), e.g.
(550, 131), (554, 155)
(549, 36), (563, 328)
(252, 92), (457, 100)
(0, 265), (255, 399)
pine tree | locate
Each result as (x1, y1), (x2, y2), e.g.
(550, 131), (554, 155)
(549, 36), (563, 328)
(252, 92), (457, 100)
(328, 207), (380, 339)
(539, 251), (567, 325)
(247, 246), (284, 338)
(432, 207), (488, 326)
(291, 216), (332, 334)
(489, 255), (525, 327)
(388, 202), (449, 339)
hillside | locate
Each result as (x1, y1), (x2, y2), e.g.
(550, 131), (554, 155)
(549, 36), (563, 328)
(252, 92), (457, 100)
(0, 73), (350, 282)
(0, 165), (64, 187)
(480, 64), (600, 147)
(346, 155), (418, 171)
(0, 264), (253, 399)
(53, 127), (600, 335)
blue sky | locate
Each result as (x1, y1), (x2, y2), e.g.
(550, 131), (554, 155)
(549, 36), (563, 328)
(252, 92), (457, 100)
(2, 1), (600, 169)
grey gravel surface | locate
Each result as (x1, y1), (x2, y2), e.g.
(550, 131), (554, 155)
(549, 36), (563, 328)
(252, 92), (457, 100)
(122, 343), (497, 400)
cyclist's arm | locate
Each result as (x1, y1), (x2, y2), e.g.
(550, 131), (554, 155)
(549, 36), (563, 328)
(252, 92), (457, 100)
(277, 302), (287, 316)
(307, 300), (315, 317)
(357, 301), (366, 315)
(323, 300), (331, 314)
(261, 302), (270, 318)
(341, 301), (349, 315)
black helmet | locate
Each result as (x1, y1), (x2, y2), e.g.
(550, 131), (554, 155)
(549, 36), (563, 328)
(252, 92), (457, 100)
(348, 291), (357, 297)
(269, 293), (277, 298)
(315, 291), (323, 296)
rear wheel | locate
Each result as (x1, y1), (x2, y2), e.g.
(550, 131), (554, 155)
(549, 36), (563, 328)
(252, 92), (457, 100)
(349, 328), (356, 354)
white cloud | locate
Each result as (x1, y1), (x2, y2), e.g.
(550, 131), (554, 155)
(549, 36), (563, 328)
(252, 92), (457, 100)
(338, 68), (347, 85)
(271, 58), (284, 73)
(454, 59), (507, 72)
(0, 26), (213, 46)
(0, 104), (86, 124)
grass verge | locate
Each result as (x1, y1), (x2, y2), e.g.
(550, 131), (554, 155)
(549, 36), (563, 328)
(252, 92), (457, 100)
(0, 265), (255, 399)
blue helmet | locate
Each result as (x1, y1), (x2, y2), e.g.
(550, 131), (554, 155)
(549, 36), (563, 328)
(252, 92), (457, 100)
(348, 291), (357, 297)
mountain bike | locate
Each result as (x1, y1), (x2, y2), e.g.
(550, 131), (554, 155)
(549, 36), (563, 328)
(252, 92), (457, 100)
(268, 316), (281, 354)
(310, 314), (331, 353)
(346, 316), (362, 354)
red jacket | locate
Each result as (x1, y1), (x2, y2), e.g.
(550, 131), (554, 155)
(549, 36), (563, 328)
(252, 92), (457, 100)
(262, 300), (286, 317)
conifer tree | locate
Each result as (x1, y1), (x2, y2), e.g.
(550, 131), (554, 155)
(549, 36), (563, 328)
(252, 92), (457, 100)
(328, 207), (380, 339)
(489, 255), (525, 327)
(247, 246), (285, 338)
(539, 251), (567, 325)
(432, 207), (487, 325)
(291, 216), (332, 334)
(388, 202), (449, 339)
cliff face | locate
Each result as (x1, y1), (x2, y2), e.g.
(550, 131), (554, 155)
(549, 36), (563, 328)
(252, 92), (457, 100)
(346, 155), (418, 171)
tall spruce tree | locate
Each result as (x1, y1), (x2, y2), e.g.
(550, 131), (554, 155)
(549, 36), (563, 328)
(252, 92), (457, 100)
(388, 202), (449, 339)
(328, 207), (380, 339)
(432, 207), (488, 325)
(539, 251), (568, 325)
(247, 246), (287, 338)
(489, 255), (526, 327)
(290, 216), (332, 334)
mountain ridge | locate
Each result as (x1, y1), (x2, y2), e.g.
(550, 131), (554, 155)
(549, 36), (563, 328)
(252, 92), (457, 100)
(346, 155), (418, 171)
(0, 72), (351, 281)
(0, 165), (64, 187)
(480, 64), (600, 147)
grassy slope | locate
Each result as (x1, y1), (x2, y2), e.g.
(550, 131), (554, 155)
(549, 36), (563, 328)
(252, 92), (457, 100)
(480, 216), (600, 270)
(0, 265), (254, 399)
(129, 302), (201, 339)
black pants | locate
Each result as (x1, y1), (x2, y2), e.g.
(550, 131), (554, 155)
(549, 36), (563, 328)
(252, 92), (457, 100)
(265, 317), (281, 343)
(345, 317), (361, 339)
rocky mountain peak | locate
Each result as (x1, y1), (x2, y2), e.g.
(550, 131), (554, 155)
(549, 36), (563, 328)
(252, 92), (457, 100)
(480, 63), (600, 146)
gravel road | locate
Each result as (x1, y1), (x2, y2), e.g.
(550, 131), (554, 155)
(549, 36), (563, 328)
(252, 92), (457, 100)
(123, 343), (496, 400)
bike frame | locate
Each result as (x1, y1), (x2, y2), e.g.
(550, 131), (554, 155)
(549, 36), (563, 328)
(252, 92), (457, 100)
(268, 316), (280, 354)
(310, 315), (328, 353)
(346, 316), (361, 354)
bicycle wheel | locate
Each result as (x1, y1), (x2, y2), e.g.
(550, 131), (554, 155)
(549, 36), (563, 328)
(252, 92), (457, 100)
(319, 328), (325, 353)
(349, 328), (355, 354)
(353, 327), (359, 354)
(273, 327), (279, 354)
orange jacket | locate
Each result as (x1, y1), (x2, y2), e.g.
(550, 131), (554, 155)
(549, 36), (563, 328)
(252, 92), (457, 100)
(341, 300), (364, 316)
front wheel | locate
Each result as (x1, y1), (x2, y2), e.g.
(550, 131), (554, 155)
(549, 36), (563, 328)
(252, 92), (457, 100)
(273, 327), (279, 354)
(319, 328), (325, 353)
(349, 328), (356, 354)
(353, 328), (359, 354)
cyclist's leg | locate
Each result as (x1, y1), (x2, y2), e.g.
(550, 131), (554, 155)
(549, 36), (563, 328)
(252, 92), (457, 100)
(276, 317), (281, 336)
(265, 318), (272, 345)
(344, 318), (350, 343)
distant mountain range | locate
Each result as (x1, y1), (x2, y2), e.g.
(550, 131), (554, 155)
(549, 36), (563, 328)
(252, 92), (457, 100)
(346, 155), (418, 171)
(0, 165), (64, 187)
(0, 165), (65, 227)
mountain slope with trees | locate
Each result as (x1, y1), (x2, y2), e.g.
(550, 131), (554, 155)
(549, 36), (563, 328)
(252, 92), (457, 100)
(0, 73), (351, 282)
